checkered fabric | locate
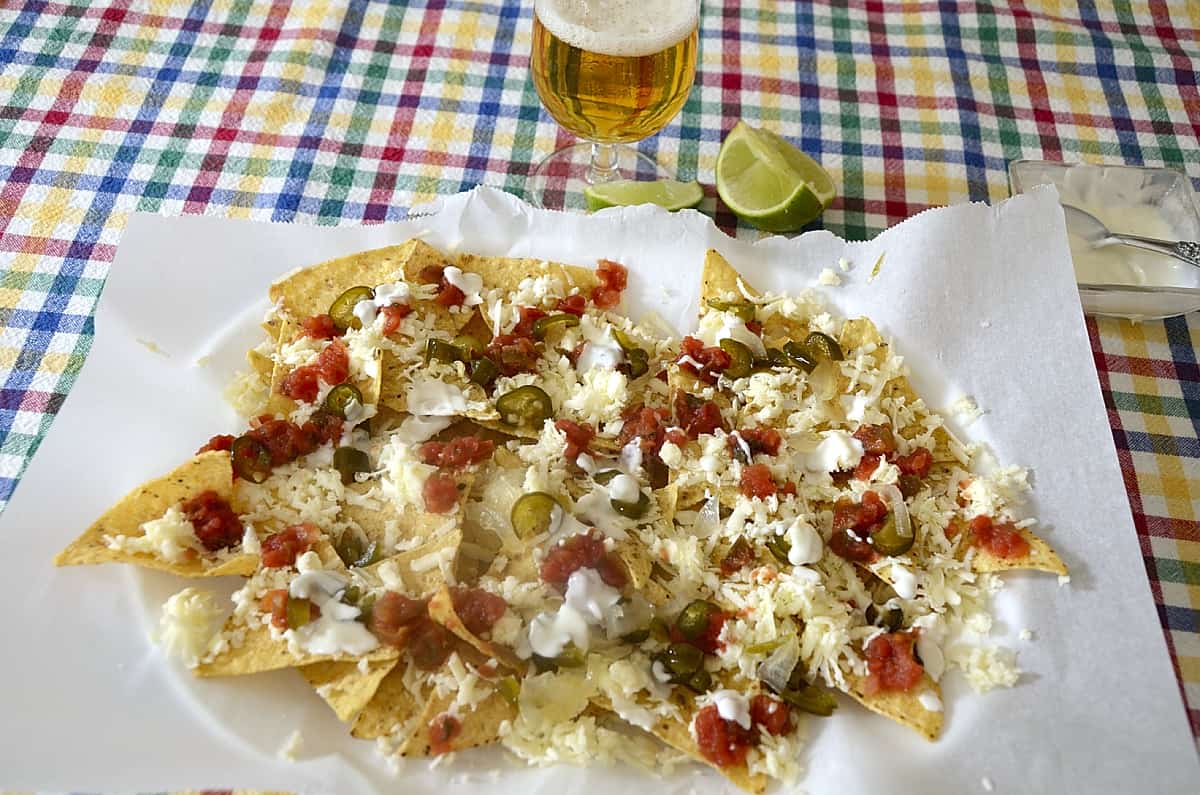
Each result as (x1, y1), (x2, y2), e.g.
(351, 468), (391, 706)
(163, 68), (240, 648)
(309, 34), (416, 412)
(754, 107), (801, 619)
(0, 0), (1197, 748)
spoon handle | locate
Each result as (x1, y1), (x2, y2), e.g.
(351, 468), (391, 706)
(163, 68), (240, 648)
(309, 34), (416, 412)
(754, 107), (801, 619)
(1107, 233), (1200, 268)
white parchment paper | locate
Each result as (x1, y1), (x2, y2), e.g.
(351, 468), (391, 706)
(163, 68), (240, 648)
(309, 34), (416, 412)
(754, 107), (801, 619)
(2, 186), (1196, 794)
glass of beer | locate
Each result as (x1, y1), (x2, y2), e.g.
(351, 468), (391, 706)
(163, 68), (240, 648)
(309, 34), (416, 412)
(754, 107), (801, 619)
(527, 0), (699, 209)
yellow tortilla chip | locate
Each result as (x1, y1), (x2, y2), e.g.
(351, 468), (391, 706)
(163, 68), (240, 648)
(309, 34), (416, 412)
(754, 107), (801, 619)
(300, 657), (399, 722)
(970, 526), (1068, 576)
(269, 241), (434, 320)
(844, 674), (943, 741)
(247, 347), (274, 380)
(457, 253), (599, 296)
(635, 697), (767, 794)
(399, 689), (515, 757)
(351, 661), (428, 741)
(197, 541), (398, 677)
(700, 249), (758, 307)
(266, 317), (383, 419)
(54, 451), (257, 577)
(362, 527), (464, 598)
(427, 584), (522, 670)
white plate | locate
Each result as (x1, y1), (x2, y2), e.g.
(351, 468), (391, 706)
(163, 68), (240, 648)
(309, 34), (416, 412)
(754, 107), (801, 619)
(2, 187), (1196, 793)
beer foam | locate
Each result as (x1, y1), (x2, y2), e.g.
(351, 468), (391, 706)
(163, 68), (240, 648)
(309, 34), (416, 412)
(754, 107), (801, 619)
(535, 0), (698, 57)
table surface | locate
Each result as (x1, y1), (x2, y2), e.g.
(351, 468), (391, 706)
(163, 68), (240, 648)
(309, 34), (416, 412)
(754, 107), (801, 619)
(1, 0), (1197, 764)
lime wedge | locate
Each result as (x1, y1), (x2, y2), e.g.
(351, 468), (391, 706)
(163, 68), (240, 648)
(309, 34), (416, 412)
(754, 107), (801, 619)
(716, 121), (836, 232)
(584, 180), (705, 212)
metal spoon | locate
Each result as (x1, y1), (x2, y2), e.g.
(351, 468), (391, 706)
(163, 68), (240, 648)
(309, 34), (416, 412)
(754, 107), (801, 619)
(1063, 204), (1200, 268)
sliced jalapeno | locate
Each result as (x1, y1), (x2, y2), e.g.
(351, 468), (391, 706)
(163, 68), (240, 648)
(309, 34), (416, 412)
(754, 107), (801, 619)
(286, 597), (313, 630)
(870, 513), (914, 557)
(231, 435), (272, 484)
(624, 347), (649, 378)
(804, 331), (844, 362)
(323, 383), (363, 419)
(866, 603), (904, 633)
(497, 675), (521, 706)
(684, 668), (712, 693)
(611, 329), (640, 352)
(553, 645), (586, 668)
(649, 616), (671, 643)
(779, 683), (838, 716)
(783, 340), (817, 372)
(510, 492), (559, 538)
(645, 454), (669, 490)
(532, 313), (580, 340)
(335, 534), (365, 568)
(495, 385), (553, 428)
(329, 285), (375, 331)
(621, 628), (650, 644)
(425, 338), (462, 364)
(706, 298), (756, 323)
(592, 469), (620, 485)
(676, 600), (716, 641)
(745, 638), (787, 655)
(611, 490), (650, 519)
(719, 338), (754, 379)
(764, 533), (792, 566)
(333, 446), (371, 485)
(470, 357), (499, 387)
(656, 642), (703, 677)
(452, 333), (484, 361)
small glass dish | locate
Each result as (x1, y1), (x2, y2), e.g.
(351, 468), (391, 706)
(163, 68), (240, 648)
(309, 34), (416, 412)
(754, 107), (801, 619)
(1008, 160), (1200, 320)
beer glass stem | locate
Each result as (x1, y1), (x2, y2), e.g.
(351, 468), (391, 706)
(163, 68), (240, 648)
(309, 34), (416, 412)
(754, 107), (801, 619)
(587, 142), (621, 184)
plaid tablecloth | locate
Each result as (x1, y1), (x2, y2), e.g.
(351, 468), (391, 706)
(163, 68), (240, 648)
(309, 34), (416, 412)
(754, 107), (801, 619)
(1, 0), (1197, 752)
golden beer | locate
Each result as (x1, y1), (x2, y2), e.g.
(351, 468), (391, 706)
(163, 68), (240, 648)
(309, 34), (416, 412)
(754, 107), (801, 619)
(531, 0), (698, 144)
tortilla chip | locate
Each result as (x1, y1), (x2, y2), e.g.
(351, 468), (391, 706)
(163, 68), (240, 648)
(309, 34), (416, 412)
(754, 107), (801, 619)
(345, 467), (471, 558)
(54, 451), (258, 577)
(844, 674), (943, 741)
(269, 242), (429, 321)
(399, 689), (515, 757)
(363, 527), (464, 597)
(637, 700), (767, 794)
(351, 662), (428, 741)
(457, 253), (599, 296)
(300, 657), (399, 722)
(427, 584), (522, 670)
(700, 249), (758, 308)
(247, 348), (274, 380)
(197, 541), (399, 677)
(971, 526), (1068, 576)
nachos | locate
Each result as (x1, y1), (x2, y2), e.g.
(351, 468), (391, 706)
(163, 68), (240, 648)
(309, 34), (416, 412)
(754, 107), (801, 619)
(57, 242), (1065, 791)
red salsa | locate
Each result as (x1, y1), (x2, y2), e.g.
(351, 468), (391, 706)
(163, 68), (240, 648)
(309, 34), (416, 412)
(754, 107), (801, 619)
(693, 704), (754, 768)
(739, 463), (779, 499)
(592, 259), (628, 309)
(728, 426), (781, 460)
(197, 433), (235, 454)
(450, 587), (507, 636)
(280, 339), (350, 403)
(540, 530), (628, 591)
(676, 336), (731, 383)
(864, 631), (925, 695)
(422, 472), (461, 514)
(379, 303), (411, 335)
(301, 313), (340, 340)
(181, 490), (243, 551)
(428, 713), (462, 756)
(555, 293), (587, 316)
(555, 419), (595, 461)
(719, 536), (756, 576)
(828, 491), (889, 563)
(673, 390), (726, 439)
(418, 436), (495, 470)
(749, 694), (793, 736)
(260, 523), (321, 568)
(969, 515), (1030, 559)
(368, 591), (428, 648)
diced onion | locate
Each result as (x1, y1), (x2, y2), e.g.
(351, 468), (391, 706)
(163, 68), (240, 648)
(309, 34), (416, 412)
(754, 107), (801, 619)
(756, 634), (800, 694)
(695, 491), (721, 538)
(877, 483), (912, 539)
(808, 361), (839, 402)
